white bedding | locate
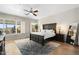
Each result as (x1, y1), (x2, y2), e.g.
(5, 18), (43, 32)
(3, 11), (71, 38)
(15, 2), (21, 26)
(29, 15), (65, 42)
(31, 30), (55, 39)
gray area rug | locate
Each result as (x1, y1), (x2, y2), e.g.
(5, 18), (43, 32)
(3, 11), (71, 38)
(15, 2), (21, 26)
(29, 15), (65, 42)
(15, 39), (60, 55)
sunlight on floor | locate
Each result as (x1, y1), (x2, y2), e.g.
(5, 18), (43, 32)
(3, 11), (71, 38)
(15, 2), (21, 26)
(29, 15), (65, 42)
(5, 40), (22, 55)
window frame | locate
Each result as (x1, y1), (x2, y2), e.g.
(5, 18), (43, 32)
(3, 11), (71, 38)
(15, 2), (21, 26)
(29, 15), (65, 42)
(0, 19), (22, 35)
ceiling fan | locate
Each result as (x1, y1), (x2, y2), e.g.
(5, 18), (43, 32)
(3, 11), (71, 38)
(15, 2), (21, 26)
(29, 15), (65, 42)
(24, 8), (38, 16)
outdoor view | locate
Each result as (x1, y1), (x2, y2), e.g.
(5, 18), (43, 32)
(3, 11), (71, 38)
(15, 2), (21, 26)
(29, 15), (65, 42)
(0, 19), (21, 34)
(32, 23), (38, 32)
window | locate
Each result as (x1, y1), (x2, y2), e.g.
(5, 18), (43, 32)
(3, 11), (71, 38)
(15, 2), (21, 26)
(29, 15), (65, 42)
(16, 21), (21, 33)
(0, 19), (4, 32)
(31, 23), (38, 32)
(0, 19), (22, 34)
(4, 20), (16, 34)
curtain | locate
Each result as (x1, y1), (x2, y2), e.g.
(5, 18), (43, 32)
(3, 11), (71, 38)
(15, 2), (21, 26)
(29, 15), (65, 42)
(74, 23), (79, 46)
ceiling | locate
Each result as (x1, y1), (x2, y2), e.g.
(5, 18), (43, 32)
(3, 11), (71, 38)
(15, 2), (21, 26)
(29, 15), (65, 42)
(0, 4), (79, 20)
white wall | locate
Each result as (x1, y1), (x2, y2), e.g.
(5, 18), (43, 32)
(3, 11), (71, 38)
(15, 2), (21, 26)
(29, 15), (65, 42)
(38, 7), (79, 34)
(21, 21), (25, 33)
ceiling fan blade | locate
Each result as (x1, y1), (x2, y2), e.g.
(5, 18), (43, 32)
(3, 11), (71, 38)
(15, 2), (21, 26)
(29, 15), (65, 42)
(24, 8), (38, 16)
(34, 10), (38, 12)
(25, 13), (30, 15)
(24, 9), (30, 12)
(33, 13), (37, 16)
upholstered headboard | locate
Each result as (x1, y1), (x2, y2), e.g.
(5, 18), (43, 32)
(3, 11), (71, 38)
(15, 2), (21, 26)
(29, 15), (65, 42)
(43, 23), (57, 33)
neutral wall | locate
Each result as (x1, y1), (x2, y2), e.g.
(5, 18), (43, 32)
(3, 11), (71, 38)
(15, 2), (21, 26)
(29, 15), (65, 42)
(38, 7), (79, 34)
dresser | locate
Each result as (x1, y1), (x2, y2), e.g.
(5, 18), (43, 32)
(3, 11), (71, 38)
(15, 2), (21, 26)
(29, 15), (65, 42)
(55, 33), (64, 42)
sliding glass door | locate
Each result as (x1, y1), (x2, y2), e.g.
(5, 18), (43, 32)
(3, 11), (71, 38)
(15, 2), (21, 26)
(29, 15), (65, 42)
(0, 19), (4, 32)
(4, 20), (16, 34)
(0, 19), (21, 34)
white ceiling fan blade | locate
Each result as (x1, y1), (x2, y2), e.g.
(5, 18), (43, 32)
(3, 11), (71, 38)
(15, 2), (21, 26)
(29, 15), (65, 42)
(25, 13), (30, 15)
(24, 9), (30, 12)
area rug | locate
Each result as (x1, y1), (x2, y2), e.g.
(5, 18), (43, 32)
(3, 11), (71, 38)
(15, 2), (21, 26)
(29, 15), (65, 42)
(15, 39), (60, 55)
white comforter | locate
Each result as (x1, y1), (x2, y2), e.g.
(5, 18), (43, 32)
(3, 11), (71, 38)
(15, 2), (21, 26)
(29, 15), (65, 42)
(31, 30), (55, 39)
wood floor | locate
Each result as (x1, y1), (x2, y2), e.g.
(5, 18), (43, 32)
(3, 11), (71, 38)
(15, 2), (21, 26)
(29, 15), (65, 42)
(5, 40), (21, 55)
(5, 39), (79, 55)
(49, 41), (79, 55)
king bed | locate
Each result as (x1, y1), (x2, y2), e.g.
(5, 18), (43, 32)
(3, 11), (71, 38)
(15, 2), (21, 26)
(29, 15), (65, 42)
(30, 23), (56, 46)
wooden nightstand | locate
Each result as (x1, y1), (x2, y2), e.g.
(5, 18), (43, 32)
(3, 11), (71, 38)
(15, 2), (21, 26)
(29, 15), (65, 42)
(55, 33), (64, 42)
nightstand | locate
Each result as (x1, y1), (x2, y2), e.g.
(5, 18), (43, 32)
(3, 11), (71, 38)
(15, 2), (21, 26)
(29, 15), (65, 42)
(55, 33), (64, 42)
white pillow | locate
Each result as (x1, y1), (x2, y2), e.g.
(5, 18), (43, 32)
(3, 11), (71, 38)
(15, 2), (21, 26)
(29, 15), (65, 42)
(41, 29), (55, 33)
(45, 30), (54, 33)
(41, 30), (46, 33)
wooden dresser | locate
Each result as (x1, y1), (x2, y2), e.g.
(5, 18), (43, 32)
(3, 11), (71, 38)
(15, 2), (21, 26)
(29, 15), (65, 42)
(55, 33), (64, 42)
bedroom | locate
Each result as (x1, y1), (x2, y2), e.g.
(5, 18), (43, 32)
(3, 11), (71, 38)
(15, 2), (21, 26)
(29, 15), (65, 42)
(0, 4), (79, 55)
